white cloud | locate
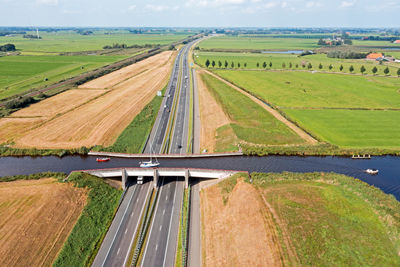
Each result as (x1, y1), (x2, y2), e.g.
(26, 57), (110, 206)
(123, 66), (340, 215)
(186, 0), (246, 8)
(36, 0), (58, 6)
(306, 1), (322, 8)
(263, 2), (279, 9)
(128, 5), (136, 10)
(145, 4), (179, 12)
(340, 1), (355, 8)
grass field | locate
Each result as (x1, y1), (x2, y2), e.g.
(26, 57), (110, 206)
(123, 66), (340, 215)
(53, 172), (121, 267)
(0, 55), (126, 100)
(214, 70), (400, 109)
(0, 174), (86, 267)
(195, 51), (400, 76)
(200, 72), (304, 150)
(284, 109), (400, 148)
(0, 31), (190, 53)
(198, 35), (320, 50)
(251, 172), (400, 266)
(353, 39), (400, 47)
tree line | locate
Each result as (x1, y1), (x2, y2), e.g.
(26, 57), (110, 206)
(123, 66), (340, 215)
(204, 58), (399, 76)
(103, 43), (160, 49)
(0, 43), (16, 52)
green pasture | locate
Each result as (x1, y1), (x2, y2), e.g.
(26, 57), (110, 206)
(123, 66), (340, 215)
(0, 55), (126, 99)
(0, 31), (190, 53)
(198, 36), (320, 50)
(353, 39), (400, 47)
(283, 109), (400, 148)
(195, 51), (400, 76)
(200, 72), (304, 150)
(214, 70), (400, 109)
(252, 172), (400, 266)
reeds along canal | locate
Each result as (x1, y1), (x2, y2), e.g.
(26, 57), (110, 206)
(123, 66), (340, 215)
(1, 155), (399, 200)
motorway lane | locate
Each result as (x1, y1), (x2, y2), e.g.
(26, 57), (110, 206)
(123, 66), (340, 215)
(92, 182), (151, 267)
(141, 177), (184, 267)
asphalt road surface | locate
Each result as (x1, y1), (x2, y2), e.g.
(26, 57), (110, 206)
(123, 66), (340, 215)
(92, 181), (151, 267)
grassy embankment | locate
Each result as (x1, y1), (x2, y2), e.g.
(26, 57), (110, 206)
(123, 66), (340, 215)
(176, 187), (190, 267)
(0, 171), (121, 266)
(200, 72), (305, 152)
(53, 172), (122, 267)
(211, 69), (400, 153)
(250, 172), (400, 266)
(195, 51), (400, 76)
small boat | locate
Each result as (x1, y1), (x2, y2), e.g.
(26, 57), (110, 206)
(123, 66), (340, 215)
(140, 143), (159, 168)
(96, 157), (110, 162)
(352, 154), (371, 159)
(365, 169), (379, 175)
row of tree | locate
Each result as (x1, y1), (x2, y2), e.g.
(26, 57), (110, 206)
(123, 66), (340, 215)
(204, 59), (399, 76)
(103, 43), (160, 49)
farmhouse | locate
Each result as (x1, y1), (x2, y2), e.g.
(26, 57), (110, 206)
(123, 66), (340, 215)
(394, 40), (400, 44)
(366, 53), (383, 60)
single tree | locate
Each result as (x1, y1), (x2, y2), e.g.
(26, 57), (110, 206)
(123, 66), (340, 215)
(262, 62), (267, 68)
(224, 60), (228, 68)
(257, 62), (260, 68)
(289, 62), (292, 68)
(318, 63), (323, 69)
(231, 62), (234, 68)
(238, 62), (241, 68)
(212, 60), (216, 68)
(384, 66), (390, 75)
(205, 59), (210, 68)
(372, 66), (378, 75)
(329, 64), (333, 70)
(307, 63), (312, 69)
(397, 68), (400, 77)
(295, 64), (299, 68)
(218, 61), (222, 68)
(244, 63), (247, 68)
(339, 64), (344, 71)
(282, 63), (286, 68)
(360, 65), (366, 75)
(349, 65), (354, 73)
(269, 62), (272, 68)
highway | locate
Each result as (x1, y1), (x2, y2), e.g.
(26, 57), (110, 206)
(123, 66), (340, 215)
(92, 38), (200, 267)
(92, 181), (152, 267)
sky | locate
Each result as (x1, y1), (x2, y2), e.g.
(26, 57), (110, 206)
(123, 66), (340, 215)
(0, 0), (399, 28)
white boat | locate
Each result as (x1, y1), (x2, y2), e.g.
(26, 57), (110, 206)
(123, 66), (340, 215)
(140, 144), (160, 168)
(365, 169), (379, 175)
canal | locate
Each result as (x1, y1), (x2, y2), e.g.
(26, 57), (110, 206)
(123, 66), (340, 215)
(1, 155), (399, 200)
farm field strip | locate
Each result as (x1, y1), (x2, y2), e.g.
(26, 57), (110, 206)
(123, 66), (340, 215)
(283, 109), (400, 148)
(0, 51), (176, 149)
(0, 178), (87, 267)
(214, 70), (400, 109)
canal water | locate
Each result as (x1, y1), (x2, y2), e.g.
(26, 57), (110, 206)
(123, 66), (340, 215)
(0, 155), (399, 200)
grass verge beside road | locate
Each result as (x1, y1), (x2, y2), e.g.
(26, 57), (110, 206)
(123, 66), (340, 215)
(53, 172), (122, 267)
(200, 72), (305, 150)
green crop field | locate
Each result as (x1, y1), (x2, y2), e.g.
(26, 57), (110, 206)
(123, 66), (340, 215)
(0, 55), (127, 100)
(283, 109), (400, 148)
(0, 31), (190, 53)
(214, 70), (400, 109)
(195, 51), (400, 76)
(252, 172), (400, 266)
(199, 35), (320, 50)
(200, 72), (304, 151)
(353, 40), (400, 47)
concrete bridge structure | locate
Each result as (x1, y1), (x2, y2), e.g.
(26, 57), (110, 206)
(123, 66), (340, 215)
(80, 167), (239, 190)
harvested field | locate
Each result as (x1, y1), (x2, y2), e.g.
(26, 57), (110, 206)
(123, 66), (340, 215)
(0, 178), (87, 267)
(201, 175), (283, 266)
(197, 70), (231, 152)
(0, 51), (175, 148)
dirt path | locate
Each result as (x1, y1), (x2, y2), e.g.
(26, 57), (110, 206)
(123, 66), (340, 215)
(0, 178), (87, 267)
(202, 69), (318, 144)
(0, 51), (176, 148)
(201, 179), (283, 266)
(197, 70), (231, 152)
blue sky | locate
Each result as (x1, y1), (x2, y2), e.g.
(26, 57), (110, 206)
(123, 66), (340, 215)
(1, 0), (399, 27)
